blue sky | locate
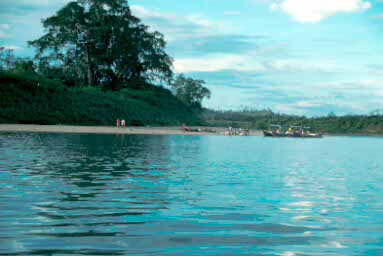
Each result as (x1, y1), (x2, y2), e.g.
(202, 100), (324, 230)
(1, 0), (383, 116)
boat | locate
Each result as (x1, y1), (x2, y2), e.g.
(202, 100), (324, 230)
(263, 124), (322, 138)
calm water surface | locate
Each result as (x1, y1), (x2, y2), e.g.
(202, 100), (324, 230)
(0, 133), (382, 255)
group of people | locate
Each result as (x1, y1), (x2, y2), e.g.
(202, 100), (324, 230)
(116, 118), (126, 129)
(275, 127), (307, 135)
(225, 127), (250, 136)
(181, 124), (202, 132)
(181, 124), (189, 131)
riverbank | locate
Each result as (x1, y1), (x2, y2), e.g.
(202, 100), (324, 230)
(0, 124), (263, 136)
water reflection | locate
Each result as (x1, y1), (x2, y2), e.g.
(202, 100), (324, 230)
(0, 134), (176, 255)
(0, 134), (383, 255)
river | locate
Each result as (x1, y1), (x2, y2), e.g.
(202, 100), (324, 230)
(0, 133), (382, 255)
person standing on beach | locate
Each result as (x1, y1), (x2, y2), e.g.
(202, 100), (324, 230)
(116, 118), (121, 129)
(121, 119), (126, 128)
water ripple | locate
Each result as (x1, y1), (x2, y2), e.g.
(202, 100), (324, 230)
(1, 133), (383, 255)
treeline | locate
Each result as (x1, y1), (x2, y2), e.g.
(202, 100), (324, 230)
(0, 0), (211, 126)
(203, 109), (383, 135)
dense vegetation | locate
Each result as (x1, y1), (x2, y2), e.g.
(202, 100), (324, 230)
(203, 109), (383, 135)
(0, 71), (202, 126)
(0, 0), (210, 126)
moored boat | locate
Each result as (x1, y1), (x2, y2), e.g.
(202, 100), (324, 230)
(263, 124), (322, 138)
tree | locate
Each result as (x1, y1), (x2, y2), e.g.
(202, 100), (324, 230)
(0, 46), (16, 71)
(28, 0), (173, 89)
(0, 46), (35, 74)
(13, 58), (35, 73)
(171, 74), (211, 109)
(328, 111), (336, 118)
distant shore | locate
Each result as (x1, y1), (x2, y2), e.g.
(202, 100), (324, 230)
(1, 125), (381, 137)
(0, 124), (263, 136)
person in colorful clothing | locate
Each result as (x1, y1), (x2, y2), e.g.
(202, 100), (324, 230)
(116, 118), (121, 129)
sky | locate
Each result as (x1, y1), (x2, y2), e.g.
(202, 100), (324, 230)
(1, 0), (383, 116)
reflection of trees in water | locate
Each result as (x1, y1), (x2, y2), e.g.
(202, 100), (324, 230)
(1, 133), (173, 222)
(15, 133), (171, 181)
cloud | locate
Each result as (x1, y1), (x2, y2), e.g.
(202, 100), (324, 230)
(313, 79), (383, 92)
(130, 5), (214, 30)
(130, 5), (269, 60)
(174, 54), (267, 73)
(280, 102), (363, 115)
(0, 24), (10, 39)
(130, 5), (177, 21)
(296, 101), (321, 108)
(195, 63), (383, 115)
(373, 13), (383, 20)
(270, 0), (372, 22)
(269, 59), (340, 73)
(2, 45), (23, 51)
(0, 31), (7, 38)
(174, 54), (342, 77)
(168, 34), (263, 57)
(0, 24), (10, 30)
(270, 3), (279, 11)
(130, 5), (228, 43)
(224, 11), (241, 16)
(268, 85), (381, 115)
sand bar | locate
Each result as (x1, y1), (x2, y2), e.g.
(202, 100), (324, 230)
(0, 124), (263, 136)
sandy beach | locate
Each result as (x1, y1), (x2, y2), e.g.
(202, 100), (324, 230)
(0, 124), (263, 136)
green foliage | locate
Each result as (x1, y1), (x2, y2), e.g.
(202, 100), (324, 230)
(171, 74), (211, 109)
(14, 59), (36, 74)
(28, 0), (173, 89)
(0, 47), (37, 75)
(203, 109), (383, 135)
(0, 47), (17, 71)
(0, 71), (202, 126)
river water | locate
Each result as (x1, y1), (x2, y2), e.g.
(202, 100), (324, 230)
(0, 133), (382, 255)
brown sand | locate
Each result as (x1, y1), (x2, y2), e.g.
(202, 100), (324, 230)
(0, 124), (263, 136)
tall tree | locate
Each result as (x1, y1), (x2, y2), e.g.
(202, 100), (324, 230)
(171, 74), (211, 109)
(28, 0), (173, 88)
